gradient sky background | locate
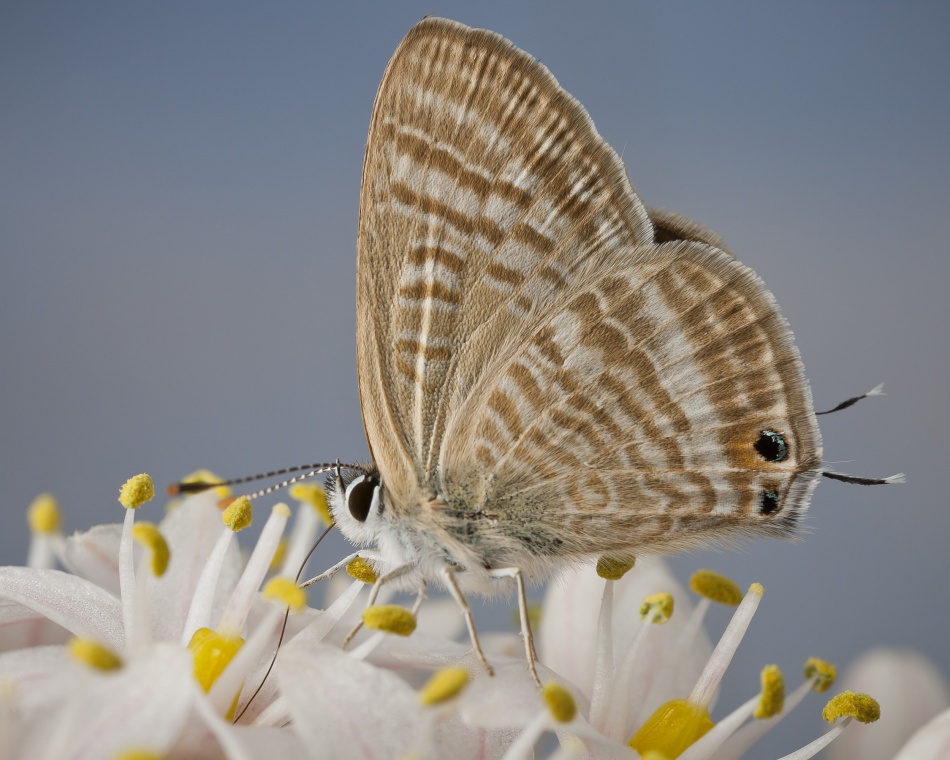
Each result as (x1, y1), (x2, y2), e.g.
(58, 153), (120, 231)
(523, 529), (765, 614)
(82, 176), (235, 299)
(2, 2), (948, 756)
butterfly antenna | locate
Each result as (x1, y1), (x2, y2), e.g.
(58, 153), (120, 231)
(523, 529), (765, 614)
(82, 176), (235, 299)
(168, 461), (366, 497)
(822, 470), (906, 486)
(232, 521), (337, 723)
(816, 383), (886, 416)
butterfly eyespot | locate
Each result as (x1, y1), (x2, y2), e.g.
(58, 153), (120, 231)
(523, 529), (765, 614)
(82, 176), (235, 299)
(754, 430), (789, 463)
(759, 490), (781, 515)
(346, 474), (379, 523)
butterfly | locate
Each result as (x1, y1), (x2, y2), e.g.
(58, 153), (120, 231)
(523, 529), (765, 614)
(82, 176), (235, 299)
(316, 17), (830, 682)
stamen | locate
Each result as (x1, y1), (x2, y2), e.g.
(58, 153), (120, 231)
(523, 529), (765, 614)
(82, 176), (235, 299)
(689, 570), (743, 606)
(542, 682), (577, 723)
(347, 557), (379, 584)
(131, 522), (170, 577)
(114, 752), (163, 760)
(188, 626), (245, 693)
(119, 474), (155, 510)
(361, 604), (417, 636)
(289, 483), (333, 525)
(804, 657), (837, 692)
(628, 698), (714, 758)
(27, 493), (61, 534)
(419, 667), (469, 705)
(262, 576), (306, 612)
(596, 555), (636, 580)
(68, 637), (123, 671)
(640, 593), (674, 624)
(754, 665), (785, 719)
(822, 691), (881, 724)
(222, 496), (253, 532)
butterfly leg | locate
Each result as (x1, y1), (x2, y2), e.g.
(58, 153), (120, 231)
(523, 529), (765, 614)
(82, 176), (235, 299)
(341, 560), (416, 650)
(441, 566), (495, 678)
(489, 566), (541, 689)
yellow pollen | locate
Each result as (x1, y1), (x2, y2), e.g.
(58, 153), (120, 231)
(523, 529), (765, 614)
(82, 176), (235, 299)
(273, 502), (291, 518)
(596, 554), (636, 580)
(114, 751), (163, 760)
(748, 582), (765, 597)
(188, 627), (245, 693)
(542, 682), (577, 723)
(68, 637), (123, 671)
(268, 538), (288, 572)
(222, 496), (253, 531)
(754, 664), (785, 719)
(804, 657), (837, 693)
(822, 691), (881, 724)
(640, 592), (674, 623)
(27, 493), (61, 534)
(688, 569), (743, 606)
(346, 557), (379, 584)
(289, 483), (333, 524)
(119, 474), (155, 509)
(131, 522), (170, 576)
(262, 576), (306, 612)
(419, 667), (469, 705)
(629, 699), (714, 758)
(182, 468), (231, 498)
(361, 605), (417, 636)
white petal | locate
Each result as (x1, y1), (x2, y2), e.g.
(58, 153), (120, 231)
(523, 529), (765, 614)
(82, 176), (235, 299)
(60, 524), (123, 597)
(0, 602), (70, 651)
(0, 567), (124, 650)
(893, 707), (950, 760)
(277, 639), (424, 759)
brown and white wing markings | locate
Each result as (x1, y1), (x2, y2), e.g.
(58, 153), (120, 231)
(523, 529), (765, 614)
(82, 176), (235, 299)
(440, 241), (822, 563)
(357, 17), (654, 510)
(357, 17), (822, 564)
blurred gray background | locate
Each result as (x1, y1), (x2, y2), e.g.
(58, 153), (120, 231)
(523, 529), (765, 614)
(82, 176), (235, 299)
(2, 2), (948, 756)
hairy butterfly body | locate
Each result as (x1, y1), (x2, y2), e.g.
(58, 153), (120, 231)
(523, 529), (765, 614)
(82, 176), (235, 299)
(327, 17), (822, 597)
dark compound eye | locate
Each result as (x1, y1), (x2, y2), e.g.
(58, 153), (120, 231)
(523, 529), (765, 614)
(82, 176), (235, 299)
(755, 430), (789, 463)
(346, 474), (379, 523)
(760, 490), (781, 515)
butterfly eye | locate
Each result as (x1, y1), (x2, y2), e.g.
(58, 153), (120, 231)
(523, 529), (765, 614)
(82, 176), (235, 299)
(345, 474), (379, 523)
(759, 490), (781, 515)
(754, 430), (789, 463)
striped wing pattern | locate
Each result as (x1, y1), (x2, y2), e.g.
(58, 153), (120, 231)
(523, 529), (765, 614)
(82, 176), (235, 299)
(356, 18), (821, 568)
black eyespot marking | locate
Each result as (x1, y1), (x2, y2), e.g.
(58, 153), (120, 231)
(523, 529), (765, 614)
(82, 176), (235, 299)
(347, 474), (379, 523)
(755, 430), (789, 463)
(760, 490), (781, 515)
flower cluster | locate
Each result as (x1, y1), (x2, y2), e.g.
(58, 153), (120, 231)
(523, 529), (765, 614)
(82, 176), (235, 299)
(0, 476), (939, 758)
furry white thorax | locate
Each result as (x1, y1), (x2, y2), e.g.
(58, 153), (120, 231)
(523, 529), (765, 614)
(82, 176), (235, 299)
(327, 475), (559, 597)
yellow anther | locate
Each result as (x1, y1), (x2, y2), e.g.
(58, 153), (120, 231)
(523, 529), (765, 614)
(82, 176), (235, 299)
(361, 605), (417, 636)
(596, 554), (636, 580)
(268, 539), (288, 572)
(188, 627), (245, 693)
(119, 474), (155, 509)
(804, 657), (837, 693)
(346, 557), (379, 584)
(419, 667), (469, 705)
(639, 753), (670, 760)
(289, 483), (333, 525)
(543, 682), (577, 723)
(753, 664), (785, 719)
(689, 569), (743, 606)
(182, 469), (230, 498)
(640, 592), (674, 623)
(822, 691), (881, 724)
(222, 496), (253, 532)
(114, 751), (163, 760)
(629, 699), (714, 758)
(131, 522), (170, 577)
(262, 576), (306, 612)
(68, 637), (123, 671)
(27, 493), (61, 534)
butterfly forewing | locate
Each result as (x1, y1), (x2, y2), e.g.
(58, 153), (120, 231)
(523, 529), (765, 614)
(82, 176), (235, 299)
(356, 17), (822, 570)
